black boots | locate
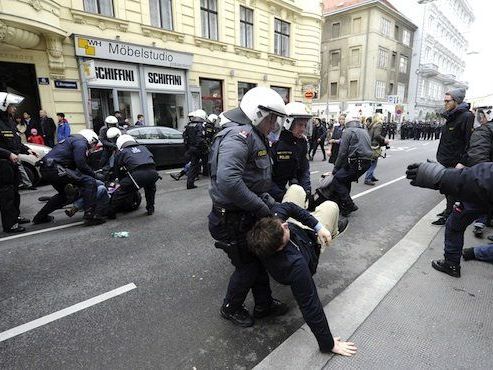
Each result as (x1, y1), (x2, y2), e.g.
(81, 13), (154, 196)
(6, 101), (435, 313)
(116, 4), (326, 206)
(431, 259), (461, 278)
(462, 248), (476, 261)
(220, 304), (254, 328)
(253, 299), (289, 319)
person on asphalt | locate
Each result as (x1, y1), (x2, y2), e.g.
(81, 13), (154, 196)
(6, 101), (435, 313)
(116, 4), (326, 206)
(327, 114), (346, 165)
(330, 116), (373, 216)
(308, 118), (327, 161)
(98, 115), (121, 169)
(364, 113), (389, 186)
(33, 129), (102, 226)
(455, 108), (493, 238)
(0, 92), (38, 233)
(39, 109), (56, 147)
(406, 159), (493, 277)
(432, 88), (474, 226)
(183, 110), (207, 189)
(269, 102), (312, 202)
(247, 201), (356, 356)
(109, 134), (159, 217)
(208, 86), (288, 328)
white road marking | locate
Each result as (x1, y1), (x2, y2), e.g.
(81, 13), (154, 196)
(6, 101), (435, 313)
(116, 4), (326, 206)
(0, 283), (136, 343)
(0, 222), (85, 242)
(422, 142), (430, 146)
(310, 171), (320, 174)
(352, 176), (406, 199)
(405, 147), (417, 152)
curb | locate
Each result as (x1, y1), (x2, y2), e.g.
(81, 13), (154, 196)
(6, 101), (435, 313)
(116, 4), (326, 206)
(254, 200), (445, 370)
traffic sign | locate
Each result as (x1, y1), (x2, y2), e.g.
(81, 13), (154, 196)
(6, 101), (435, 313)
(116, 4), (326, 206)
(387, 95), (400, 104)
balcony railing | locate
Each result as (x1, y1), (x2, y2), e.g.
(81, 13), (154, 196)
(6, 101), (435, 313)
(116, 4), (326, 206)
(419, 63), (439, 77)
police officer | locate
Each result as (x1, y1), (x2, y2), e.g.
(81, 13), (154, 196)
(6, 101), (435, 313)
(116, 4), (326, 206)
(208, 86), (288, 327)
(183, 110), (206, 189)
(98, 115), (121, 169)
(110, 134), (159, 217)
(0, 92), (37, 232)
(269, 102), (312, 202)
(32, 129), (102, 226)
(201, 113), (216, 176)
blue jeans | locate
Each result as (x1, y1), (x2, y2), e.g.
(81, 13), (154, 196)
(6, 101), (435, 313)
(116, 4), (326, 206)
(73, 183), (109, 209)
(444, 202), (487, 264)
(473, 245), (493, 263)
(364, 159), (378, 182)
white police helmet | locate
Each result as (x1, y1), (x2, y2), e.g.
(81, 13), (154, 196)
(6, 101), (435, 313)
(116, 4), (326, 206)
(218, 112), (230, 127)
(107, 127), (122, 140)
(78, 129), (99, 145)
(188, 110), (196, 118)
(283, 102), (313, 130)
(0, 92), (24, 111)
(479, 107), (493, 122)
(239, 86), (287, 127)
(194, 109), (208, 121)
(105, 115), (119, 126)
(116, 134), (136, 150)
(208, 113), (218, 123)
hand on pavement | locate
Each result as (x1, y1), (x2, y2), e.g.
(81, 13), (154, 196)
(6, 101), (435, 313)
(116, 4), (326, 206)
(331, 337), (357, 356)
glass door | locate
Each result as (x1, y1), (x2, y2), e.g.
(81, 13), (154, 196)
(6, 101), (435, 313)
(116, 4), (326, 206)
(117, 91), (141, 127)
(89, 88), (114, 134)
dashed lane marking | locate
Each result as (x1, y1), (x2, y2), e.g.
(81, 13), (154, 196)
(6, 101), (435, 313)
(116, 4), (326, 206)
(0, 283), (137, 342)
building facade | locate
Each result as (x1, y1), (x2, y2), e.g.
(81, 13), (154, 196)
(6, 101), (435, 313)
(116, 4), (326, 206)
(313, 0), (416, 121)
(0, 0), (322, 132)
(389, 0), (473, 121)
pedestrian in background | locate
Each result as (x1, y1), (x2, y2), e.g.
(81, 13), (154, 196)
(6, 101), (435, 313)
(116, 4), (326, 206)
(135, 114), (145, 126)
(27, 128), (45, 145)
(15, 115), (27, 143)
(39, 110), (56, 147)
(56, 112), (71, 143)
(364, 113), (389, 186)
(309, 118), (327, 161)
(327, 113), (346, 165)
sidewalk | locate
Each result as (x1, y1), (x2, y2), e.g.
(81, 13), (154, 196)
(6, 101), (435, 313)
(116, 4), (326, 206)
(255, 201), (493, 369)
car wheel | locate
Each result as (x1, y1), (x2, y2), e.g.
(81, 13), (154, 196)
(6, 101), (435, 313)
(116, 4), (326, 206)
(22, 163), (40, 186)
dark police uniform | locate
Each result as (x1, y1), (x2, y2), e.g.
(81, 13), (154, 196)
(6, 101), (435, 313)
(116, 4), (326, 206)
(98, 125), (117, 168)
(269, 129), (311, 202)
(0, 112), (30, 231)
(208, 108), (274, 314)
(201, 120), (216, 176)
(262, 201), (335, 353)
(111, 141), (159, 215)
(328, 124), (344, 164)
(33, 135), (98, 223)
(183, 118), (206, 189)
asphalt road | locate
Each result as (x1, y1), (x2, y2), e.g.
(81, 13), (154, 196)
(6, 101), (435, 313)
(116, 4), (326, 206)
(0, 139), (443, 369)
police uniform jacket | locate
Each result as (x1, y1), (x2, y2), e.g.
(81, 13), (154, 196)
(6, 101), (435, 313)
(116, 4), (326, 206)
(334, 124), (373, 171)
(183, 119), (206, 152)
(437, 102), (474, 168)
(114, 142), (155, 178)
(99, 126), (117, 151)
(0, 113), (30, 155)
(0, 147), (16, 186)
(270, 129), (311, 200)
(209, 108), (272, 217)
(43, 134), (94, 177)
(262, 202), (334, 353)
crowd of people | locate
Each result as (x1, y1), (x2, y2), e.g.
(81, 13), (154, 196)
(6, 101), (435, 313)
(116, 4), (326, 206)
(2, 83), (493, 358)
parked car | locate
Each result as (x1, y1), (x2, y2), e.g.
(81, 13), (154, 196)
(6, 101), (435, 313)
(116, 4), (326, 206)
(18, 143), (51, 186)
(126, 126), (186, 167)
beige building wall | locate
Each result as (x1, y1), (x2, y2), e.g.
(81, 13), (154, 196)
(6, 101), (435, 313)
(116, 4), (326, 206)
(0, 0), (322, 133)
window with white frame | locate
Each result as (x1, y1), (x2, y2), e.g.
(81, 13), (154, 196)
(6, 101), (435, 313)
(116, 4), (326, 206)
(274, 18), (290, 57)
(375, 80), (385, 99)
(149, 0), (173, 30)
(399, 55), (408, 73)
(83, 0), (113, 16)
(240, 6), (253, 48)
(397, 83), (406, 100)
(380, 17), (391, 36)
(201, 0), (218, 40)
(377, 48), (389, 69)
(402, 29), (411, 46)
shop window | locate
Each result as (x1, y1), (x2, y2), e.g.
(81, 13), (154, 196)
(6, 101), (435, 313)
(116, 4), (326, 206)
(271, 86), (290, 104)
(240, 6), (254, 48)
(201, 0), (218, 40)
(274, 18), (290, 57)
(83, 0), (114, 17)
(200, 78), (223, 114)
(150, 0), (173, 30)
(238, 82), (256, 104)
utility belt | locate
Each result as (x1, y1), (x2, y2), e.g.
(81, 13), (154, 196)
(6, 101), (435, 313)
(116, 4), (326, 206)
(348, 157), (371, 171)
(130, 163), (156, 173)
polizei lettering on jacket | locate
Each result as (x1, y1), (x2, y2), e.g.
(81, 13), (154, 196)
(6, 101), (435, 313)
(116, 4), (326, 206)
(147, 73), (182, 85)
(95, 67), (135, 81)
(108, 43), (174, 62)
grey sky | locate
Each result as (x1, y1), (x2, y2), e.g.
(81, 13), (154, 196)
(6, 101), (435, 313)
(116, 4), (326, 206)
(464, 0), (492, 99)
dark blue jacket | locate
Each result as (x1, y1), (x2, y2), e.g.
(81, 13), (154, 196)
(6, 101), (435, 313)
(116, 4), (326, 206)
(114, 142), (155, 178)
(270, 129), (311, 201)
(262, 202), (334, 353)
(44, 134), (94, 177)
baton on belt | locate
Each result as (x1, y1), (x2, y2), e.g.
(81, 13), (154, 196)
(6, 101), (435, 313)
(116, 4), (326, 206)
(122, 165), (140, 190)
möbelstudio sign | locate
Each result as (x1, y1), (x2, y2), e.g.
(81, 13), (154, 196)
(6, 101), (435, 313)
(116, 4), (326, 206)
(74, 35), (193, 69)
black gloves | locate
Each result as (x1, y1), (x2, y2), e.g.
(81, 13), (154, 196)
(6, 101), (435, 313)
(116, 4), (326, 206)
(406, 161), (446, 190)
(260, 192), (277, 210)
